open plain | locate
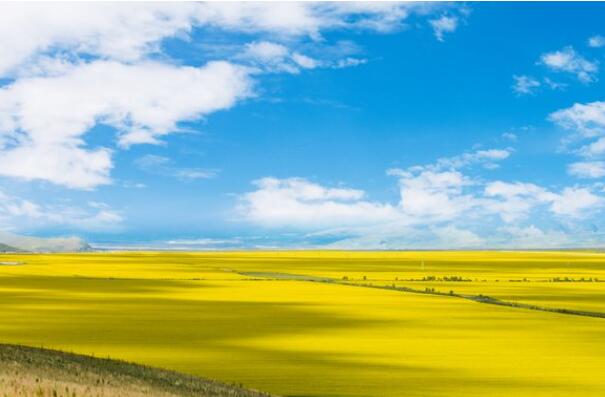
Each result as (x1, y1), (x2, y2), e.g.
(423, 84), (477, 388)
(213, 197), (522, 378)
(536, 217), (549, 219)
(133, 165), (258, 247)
(0, 251), (604, 397)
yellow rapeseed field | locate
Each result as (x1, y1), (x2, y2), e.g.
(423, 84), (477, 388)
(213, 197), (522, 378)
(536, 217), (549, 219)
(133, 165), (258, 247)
(0, 251), (604, 396)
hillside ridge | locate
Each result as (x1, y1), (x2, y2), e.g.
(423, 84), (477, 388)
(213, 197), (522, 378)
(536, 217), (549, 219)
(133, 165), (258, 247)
(0, 343), (275, 397)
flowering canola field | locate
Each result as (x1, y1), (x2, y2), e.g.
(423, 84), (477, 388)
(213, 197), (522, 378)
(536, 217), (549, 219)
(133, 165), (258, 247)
(0, 251), (604, 396)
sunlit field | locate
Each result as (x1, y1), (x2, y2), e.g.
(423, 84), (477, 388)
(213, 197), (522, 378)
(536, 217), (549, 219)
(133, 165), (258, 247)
(1, 251), (604, 396)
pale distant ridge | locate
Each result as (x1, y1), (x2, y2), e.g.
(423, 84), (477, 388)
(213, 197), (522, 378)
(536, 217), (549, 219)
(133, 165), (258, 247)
(0, 231), (90, 252)
(0, 242), (20, 252)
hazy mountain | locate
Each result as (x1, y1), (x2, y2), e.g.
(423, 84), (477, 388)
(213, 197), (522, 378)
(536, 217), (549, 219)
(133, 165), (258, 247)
(0, 231), (91, 252)
(0, 242), (21, 252)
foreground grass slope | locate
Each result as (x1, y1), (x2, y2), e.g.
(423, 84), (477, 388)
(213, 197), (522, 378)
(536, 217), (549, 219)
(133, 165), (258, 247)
(0, 343), (273, 397)
(0, 251), (604, 396)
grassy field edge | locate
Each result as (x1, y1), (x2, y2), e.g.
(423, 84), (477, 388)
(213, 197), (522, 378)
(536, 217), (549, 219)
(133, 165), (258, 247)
(0, 343), (276, 397)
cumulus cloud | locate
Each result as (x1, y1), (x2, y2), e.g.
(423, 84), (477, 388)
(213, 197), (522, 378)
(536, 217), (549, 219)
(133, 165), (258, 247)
(568, 161), (605, 179)
(0, 60), (250, 188)
(431, 225), (484, 247)
(549, 187), (602, 217)
(579, 137), (605, 157)
(483, 181), (554, 222)
(0, 190), (122, 232)
(0, 3), (194, 76)
(237, 40), (369, 73)
(550, 101), (605, 184)
(0, 2), (463, 191)
(240, 174), (603, 246)
(0, 2), (449, 76)
(239, 177), (398, 229)
(324, 224), (485, 250)
(484, 181), (602, 220)
(0, 2), (449, 78)
(512, 75), (540, 95)
(540, 47), (598, 83)
(588, 35), (605, 48)
(497, 225), (572, 249)
(244, 41), (290, 63)
(202, 2), (418, 37)
(549, 101), (605, 138)
(501, 132), (518, 142)
(238, 146), (604, 248)
(239, 41), (320, 73)
(549, 101), (605, 176)
(394, 170), (476, 221)
(383, 148), (512, 221)
(429, 15), (458, 41)
(543, 77), (567, 91)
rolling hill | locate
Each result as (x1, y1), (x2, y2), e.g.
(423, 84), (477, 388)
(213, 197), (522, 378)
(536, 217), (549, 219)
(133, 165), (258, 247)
(0, 231), (90, 252)
(0, 343), (274, 397)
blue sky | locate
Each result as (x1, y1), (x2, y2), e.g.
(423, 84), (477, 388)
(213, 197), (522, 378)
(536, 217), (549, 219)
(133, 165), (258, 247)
(1, 2), (605, 249)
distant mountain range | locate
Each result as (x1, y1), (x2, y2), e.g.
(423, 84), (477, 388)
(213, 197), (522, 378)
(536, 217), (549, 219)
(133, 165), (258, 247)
(0, 242), (20, 252)
(0, 231), (90, 252)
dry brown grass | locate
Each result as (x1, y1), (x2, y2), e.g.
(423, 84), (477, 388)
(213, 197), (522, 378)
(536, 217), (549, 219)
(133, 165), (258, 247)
(0, 367), (181, 397)
(0, 344), (274, 397)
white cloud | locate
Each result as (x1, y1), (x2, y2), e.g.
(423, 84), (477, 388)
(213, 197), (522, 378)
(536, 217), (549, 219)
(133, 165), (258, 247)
(497, 225), (572, 249)
(161, 237), (245, 250)
(166, 238), (241, 246)
(550, 101), (605, 138)
(0, 190), (122, 232)
(543, 77), (567, 91)
(0, 3), (462, 191)
(0, 60), (250, 188)
(387, 149), (511, 223)
(429, 16), (458, 42)
(135, 154), (217, 181)
(484, 181), (601, 220)
(540, 47), (598, 83)
(244, 41), (290, 62)
(0, 145), (112, 190)
(484, 181), (556, 222)
(238, 157), (604, 247)
(325, 224), (484, 250)
(579, 137), (605, 157)
(239, 40), (367, 73)
(588, 35), (605, 48)
(122, 182), (146, 190)
(501, 132), (518, 142)
(198, 2), (419, 37)
(242, 149), (510, 230)
(239, 177), (399, 229)
(550, 101), (605, 165)
(240, 149), (511, 230)
(0, 2), (447, 78)
(173, 169), (218, 181)
(239, 41), (319, 73)
(395, 170), (476, 221)
(387, 148), (512, 176)
(0, 191), (42, 219)
(550, 187), (602, 217)
(134, 154), (170, 169)
(432, 225), (484, 248)
(333, 57), (368, 68)
(568, 161), (605, 179)
(512, 75), (540, 95)
(0, 3), (195, 76)
(511, 75), (568, 96)
(434, 148), (511, 170)
(292, 53), (319, 69)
